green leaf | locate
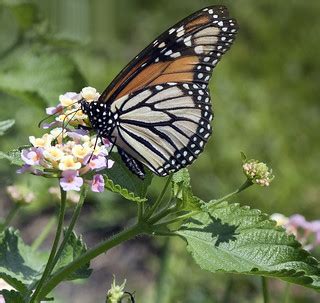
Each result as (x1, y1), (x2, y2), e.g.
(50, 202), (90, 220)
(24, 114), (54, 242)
(0, 228), (48, 289)
(172, 169), (202, 211)
(0, 290), (26, 303)
(0, 119), (15, 136)
(103, 152), (152, 203)
(0, 148), (24, 166)
(0, 45), (83, 106)
(177, 201), (320, 290)
(54, 231), (92, 281)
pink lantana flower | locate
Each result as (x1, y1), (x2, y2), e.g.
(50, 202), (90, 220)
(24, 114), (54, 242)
(21, 147), (43, 165)
(91, 174), (105, 193)
(60, 170), (84, 192)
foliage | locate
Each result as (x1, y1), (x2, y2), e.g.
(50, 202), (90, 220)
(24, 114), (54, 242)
(178, 201), (320, 289)
(0, 0), (319, 302)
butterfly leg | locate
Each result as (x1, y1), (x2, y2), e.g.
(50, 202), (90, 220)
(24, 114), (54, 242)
(117, 147), (145, 180)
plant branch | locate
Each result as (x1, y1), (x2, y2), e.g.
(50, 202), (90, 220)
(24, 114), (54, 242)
(29, 187), (67, 303)
(145, 174), (173, 219)
(39, 222), (144, 299)
(208, 179), (253, 207)
(49, 184), (88, 274)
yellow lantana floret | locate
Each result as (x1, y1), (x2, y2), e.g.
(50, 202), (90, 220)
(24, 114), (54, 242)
(72, 144), (92, 159)
(58, 155), (82, 171)
(43, 146), (64, 162)
(81, 87), (100, 102)
(29, 134), (53, 148)
(59, 94), (78, 107)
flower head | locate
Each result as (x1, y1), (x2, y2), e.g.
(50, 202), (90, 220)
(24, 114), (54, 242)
(18, 87), (113, 193)
(242, 154), (274, 187)
(6, 185), (35, 204)
(271, 212), (320, 251)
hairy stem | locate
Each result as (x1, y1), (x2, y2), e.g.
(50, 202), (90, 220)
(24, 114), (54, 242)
(49, 185), (88, 274)
(39, 222), (144, 299)
(29, 187), (67, 303)
(145, 174), (173, 219)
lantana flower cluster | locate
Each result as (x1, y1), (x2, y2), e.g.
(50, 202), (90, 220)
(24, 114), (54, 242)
(242, 158), (274, 187)
(271, 213), (320, 251)
(6, 185), (35, 204)
(18, 87), (113, 193)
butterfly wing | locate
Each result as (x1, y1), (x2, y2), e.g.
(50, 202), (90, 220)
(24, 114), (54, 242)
(110, 82), (212, 176)
(99, 6), (238, 177)
(99, 6), (238, 102)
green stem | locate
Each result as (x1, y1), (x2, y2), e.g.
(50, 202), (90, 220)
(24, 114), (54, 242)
(138, 201), (144, 222)
(282, 283), (291, 303)
(1, 204), (21, 231)
(49, 184), (88, 274)
(153, 211), (199, 228)
(29, 187), (67, 303)
(208, 179), (253, 208)
(148, 206), (176, 225)
(31, 216), (57, 251)
(145, 174), (173, 219)
(262, 277), (269, 303)
(39, 222), (144, 299)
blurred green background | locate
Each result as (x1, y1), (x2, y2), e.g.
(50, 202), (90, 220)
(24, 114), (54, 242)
(0, 0), (320, 302)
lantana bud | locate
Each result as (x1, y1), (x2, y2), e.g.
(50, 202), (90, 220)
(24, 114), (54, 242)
(106, 278), (126, 303)
(242, 153), (274, 187)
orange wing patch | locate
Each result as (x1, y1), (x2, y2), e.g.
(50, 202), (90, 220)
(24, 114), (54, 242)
(114, 56), (199, 99)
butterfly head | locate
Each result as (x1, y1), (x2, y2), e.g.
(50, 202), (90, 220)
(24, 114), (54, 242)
(79, 99), (116, 136)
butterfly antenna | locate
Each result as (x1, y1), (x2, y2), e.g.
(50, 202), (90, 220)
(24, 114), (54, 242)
(106, 136), (116, 169)
(86, 134), (100, 164)
(53, 109), (80, 143)
(123, 291), (135, 303)
(37, 100), (81, 128)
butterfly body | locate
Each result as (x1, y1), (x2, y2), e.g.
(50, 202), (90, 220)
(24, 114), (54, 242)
(82, 6), (238, 179)
(80, 101), (117, 137)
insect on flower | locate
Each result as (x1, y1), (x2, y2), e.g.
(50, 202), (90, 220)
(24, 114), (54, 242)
(77, 6), (238, 179)
(24, 6), (238, 182)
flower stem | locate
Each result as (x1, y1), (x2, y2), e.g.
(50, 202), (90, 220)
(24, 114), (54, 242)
(138, 201), (144, 222)
(29, 187), (67, 303)
(0, 203), (21, 232)
(31, 216), (57, 251)
(49, 184), (88, 274)
(39, 222), (144, 299)
(208, 179), (253, 207)
(145, 174), (173, 219)
(262, 277), (270, 303)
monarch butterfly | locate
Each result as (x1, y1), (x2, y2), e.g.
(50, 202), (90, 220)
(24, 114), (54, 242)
(80, 6), (238, 179)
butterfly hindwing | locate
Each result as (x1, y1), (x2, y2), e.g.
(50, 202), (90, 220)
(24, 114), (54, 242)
(110, 83), (212, 176)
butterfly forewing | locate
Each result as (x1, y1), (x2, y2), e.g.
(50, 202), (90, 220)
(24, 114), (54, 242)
(99, 6), (238, 102)
(94, 6), (238, 177)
